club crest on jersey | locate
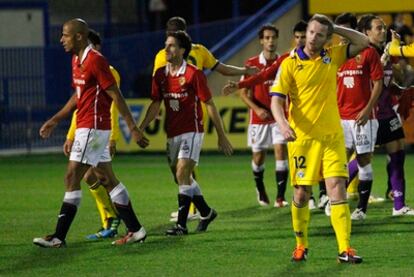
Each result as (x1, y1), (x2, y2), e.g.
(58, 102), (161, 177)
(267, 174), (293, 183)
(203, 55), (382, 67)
(296, 170), (305, 179)
(179, 77), (186, 86)
(322, 56), (331, 64)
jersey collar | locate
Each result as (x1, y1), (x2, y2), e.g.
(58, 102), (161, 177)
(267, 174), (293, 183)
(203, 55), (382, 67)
(75, 44), (93, 65)
(165, 60), (187, 76)
(296, 46), (327, 60)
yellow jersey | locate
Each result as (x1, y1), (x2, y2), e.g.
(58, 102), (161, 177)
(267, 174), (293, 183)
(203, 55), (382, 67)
(389, 39), (414, 57)
(152, 43), (219, 75)
(270, 45), (348, 140)
(66, 66), (120, 141)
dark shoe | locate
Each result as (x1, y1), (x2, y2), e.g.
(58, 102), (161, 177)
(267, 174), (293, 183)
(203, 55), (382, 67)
(337, 248), (363, 264)
(166, 224), (188, 236)
(196, 209), (217, 232)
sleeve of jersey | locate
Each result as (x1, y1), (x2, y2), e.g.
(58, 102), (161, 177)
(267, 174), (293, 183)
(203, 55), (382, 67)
(239, 55), (285, 89)
(93, 56), (116, 90)
(269, 60), (289, 98)
(153, 50), (166, 76)
(151, 72), (163, 101)
(199, 44), (219, 70)
(389, 40), (414, 57)
(368, 49), (384, 81)
(66, 110), (78, 140)
(110, 102), (120, 141)
(193, 70), (212, 102)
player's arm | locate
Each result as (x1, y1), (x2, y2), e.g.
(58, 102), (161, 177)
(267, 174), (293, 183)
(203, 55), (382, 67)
(388, 29), (414, 57)
(40, 92), (77, 138)
(239, 88), (271, 120)
(204, 98), (233, 156)
(105, 84), (148, 148)
(63, 110), (77, 156)
(356, 79), (383, 126)
(270, 95), (295, 141)
(109, 103), (119, 156)
(215, 63), (259, 76)
(138, 100), (162, 132)
(333, 24), (369, 58)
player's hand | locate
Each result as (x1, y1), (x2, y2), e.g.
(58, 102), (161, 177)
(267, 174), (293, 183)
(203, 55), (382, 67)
(355, 109), (369, 126)
(109, 140), (117, 157)
(218, 135), (233, 156)
(132, 128), (149, 148)
(39, 119), (58, 138)
(280, 123), (296, 141)
(255, 108), (271, 120)
(222, 81), (238, 96)
(63, 139), (73, 157)
(245, 66), (259, 76)
(390, 29), (401, 41)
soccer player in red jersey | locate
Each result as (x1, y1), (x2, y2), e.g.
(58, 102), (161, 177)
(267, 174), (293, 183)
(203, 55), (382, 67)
(335, 13), (384, 220)
(359, 14), (414, 216)
(139, 31), (233, 235)
(33, 19), (148, 248)
(236, 24), (289, 207)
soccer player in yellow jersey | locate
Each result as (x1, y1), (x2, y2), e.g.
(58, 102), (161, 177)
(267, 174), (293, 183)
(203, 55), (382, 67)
(270, 14), (369, 263)
(64, 29), (121, 240)
(154, 17), (258, 221)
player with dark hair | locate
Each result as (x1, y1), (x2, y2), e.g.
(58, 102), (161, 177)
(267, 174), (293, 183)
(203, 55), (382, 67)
(359, 14), (414, 216)
(270, 14), (368, 263)
(33, 18), (148, 247)
(334, 13), (384, 220)
(154, 16), (257, 222)
(139, 30), (233, 235)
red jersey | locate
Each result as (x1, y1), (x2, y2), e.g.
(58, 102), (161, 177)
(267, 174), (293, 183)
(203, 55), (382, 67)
(72, 45), (115, 130)
(152, 61), (212, 138)
(242, 52), (277, 124)
(337, 46), (383, 119)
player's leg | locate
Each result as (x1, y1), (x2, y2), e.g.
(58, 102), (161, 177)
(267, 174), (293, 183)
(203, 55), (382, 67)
(351, 153), (373, 220)
(291, 185), (311, 262)
(288, 139), (321, 262)
(86, 162), (121, 239)
(33, 128), (108, 248)
(323, 133), (362, 263)
(33, 161), (90, 248)
(386, 138), (414, 216)
(252, 151), (269, 206)
(272, 121), (289, 208)
(248, 124), (270, 206)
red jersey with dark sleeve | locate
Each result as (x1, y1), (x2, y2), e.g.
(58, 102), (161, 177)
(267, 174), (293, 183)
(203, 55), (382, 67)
(337, 46), (383, 119)
(152, 61), (212, 138)
(242, 53), (276, 124)
(71, 46), (115, 130)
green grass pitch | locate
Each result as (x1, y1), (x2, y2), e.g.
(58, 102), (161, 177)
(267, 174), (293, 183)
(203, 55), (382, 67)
(0, 153), (413, 276)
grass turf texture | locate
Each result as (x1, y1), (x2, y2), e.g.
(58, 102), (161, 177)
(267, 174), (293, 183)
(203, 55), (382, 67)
(0, 153), (413, 276)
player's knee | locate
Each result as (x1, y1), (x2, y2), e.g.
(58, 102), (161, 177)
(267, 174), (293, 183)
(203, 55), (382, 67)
(176, 166), (191, 185)
(83, 170), (97, 185)
(358, 163), (373, 181)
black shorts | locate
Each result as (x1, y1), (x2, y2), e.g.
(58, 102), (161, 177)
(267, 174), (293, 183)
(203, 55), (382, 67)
(376, 115), (405, 145)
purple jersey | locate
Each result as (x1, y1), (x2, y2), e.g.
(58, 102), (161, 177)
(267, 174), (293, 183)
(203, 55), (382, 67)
(376, 60), (396, 119)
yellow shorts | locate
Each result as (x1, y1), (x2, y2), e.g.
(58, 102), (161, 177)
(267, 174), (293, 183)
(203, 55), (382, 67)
(287, 133), (348, 186)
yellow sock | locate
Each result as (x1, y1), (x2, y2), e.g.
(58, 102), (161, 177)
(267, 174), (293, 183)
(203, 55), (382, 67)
(330, 202), (351, 253)
(291, 202), (310, 248)
(89, 183), (118, 229)
(347, 177), (359, 194)
(189, 202), (197, 215)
